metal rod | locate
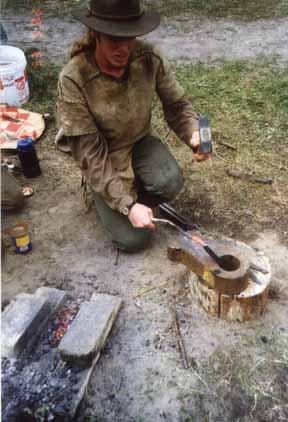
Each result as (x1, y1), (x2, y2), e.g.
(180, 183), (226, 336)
(151, 217), (191, 239)
(250, 263), (268, 274)
(249, 270), (262, 285)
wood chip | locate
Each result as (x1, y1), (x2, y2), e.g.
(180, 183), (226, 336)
(218, 140), (237, 150)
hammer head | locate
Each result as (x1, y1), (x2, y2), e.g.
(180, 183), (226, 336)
(199, 115), (212, 154)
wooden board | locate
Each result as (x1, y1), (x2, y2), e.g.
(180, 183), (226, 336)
(189, 245), (271, 322)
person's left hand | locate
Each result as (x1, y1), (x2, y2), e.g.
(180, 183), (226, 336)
(189, 131), (211, 162)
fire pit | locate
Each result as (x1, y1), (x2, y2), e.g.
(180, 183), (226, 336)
(1, 287), (122, 420)
(2, 298), (81, 420)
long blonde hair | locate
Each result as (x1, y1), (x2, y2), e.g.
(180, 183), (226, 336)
(70, 30), (97, 58)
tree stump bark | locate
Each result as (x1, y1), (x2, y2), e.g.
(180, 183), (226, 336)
(189, 243), (271, 322)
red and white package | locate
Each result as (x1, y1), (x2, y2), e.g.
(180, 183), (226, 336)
(0, 105), (45, 149)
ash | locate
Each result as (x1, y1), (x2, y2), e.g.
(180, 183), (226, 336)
(1, 300), (81, 421)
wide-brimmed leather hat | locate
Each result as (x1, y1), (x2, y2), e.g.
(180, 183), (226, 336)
(72, 0), (160, 38)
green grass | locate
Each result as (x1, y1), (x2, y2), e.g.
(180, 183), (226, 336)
(175, 60), (288, 148)
(24, 48), (61, 115)
(143, 0), (288, 20)
(24, 55), (288, 241)
(153, 59), (288, 240)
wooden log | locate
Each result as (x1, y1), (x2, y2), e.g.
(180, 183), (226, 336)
(188, 245), (271, 322)
(227, 169), (273, 185)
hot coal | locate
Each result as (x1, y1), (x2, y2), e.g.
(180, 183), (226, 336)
(48, 305), (79, 348)
(1, 299), (82, 421)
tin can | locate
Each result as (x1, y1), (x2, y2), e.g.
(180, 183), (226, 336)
(8, 222), (32, 254)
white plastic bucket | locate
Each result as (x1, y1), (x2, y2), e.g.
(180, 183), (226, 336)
(0, 45), (29, 106)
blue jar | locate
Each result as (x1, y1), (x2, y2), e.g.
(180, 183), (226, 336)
(17, 138), (41, 178)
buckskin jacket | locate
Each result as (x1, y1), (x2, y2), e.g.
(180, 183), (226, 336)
(56, 40), (199, 213)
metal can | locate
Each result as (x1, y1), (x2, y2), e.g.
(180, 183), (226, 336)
(8, 222), (32, 254)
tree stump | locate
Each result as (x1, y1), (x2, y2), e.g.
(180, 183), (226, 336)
(189, 243), (271, 322)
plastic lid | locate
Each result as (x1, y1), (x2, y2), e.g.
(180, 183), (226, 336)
(8, 222), (29, 238)
(17, 138), (33, 151)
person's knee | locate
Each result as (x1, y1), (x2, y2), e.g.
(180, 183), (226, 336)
(1, 168), (24, 212)
(7, 191), (24, 212)
(151, 167), (184, 201)
(113, 229), (151, 253)
(164, 169), (184, 200)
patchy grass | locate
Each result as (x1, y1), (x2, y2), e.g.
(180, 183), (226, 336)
(24, 48), (61, 115)
(4, 0), (87, 15)
(144, 0), (288, 20)
(5, 0), (288, 20)
(179, 330), (288, 421)
(23, 56), (288, 242)
(152, 59), (288, 242)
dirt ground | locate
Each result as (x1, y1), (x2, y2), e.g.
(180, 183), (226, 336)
(1, 4), (288, 422)
(2, 11), (288, 65)
(2, 138), (288, 421)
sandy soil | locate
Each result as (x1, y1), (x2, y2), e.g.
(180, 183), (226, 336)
(1, 8), (288, 422)
(2, 133), (288, 421)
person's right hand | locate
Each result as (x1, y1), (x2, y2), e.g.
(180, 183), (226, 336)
(128, 203), (155, 231)
(189, 131), (211, 162)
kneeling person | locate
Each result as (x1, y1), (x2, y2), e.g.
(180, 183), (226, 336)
(56, 0), (210, 252)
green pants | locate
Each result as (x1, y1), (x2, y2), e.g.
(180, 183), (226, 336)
(1, 166), (24, 212)
(93, 136), (184, 252)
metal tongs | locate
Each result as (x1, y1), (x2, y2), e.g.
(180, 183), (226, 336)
(152, 217), (189, 238)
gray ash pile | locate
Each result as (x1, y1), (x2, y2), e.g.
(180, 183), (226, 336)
(1, 301), (81, 421)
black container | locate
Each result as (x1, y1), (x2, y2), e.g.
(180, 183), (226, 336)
(17, 138), (41, 178)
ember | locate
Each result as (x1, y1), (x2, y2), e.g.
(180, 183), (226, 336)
(191, 234), (205, 246)
(49, 306), (78, 348)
